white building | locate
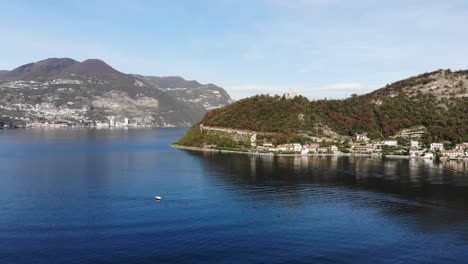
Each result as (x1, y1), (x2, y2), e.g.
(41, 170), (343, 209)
(330, 145), (338, 152)
(284, 89), (297, 99)
(455, 143), (468, 150)
(278, 144), (294, 152)
(441, 150), (465, 158)
(356, 133), (370, 142)
(250, 134), (257, 147)
(109, 116), (116, 127)
(353, 145), (375, 153)
(430, 143), (444, 151)
(382, 140), (398, 146)
(410, 141), (419, 148)
(317, 147), (330, 153)
(303, 143), (319, 153)
(276, 143), (302, 152)
(96, 122), (109, 128)
(293, 143), (302, 152)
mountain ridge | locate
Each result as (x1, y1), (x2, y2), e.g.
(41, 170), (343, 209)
(3, 58), (78, 81)
(134, 75), (232, 110)
(0, 58), (232, 128)
(177, 69), (468, 148)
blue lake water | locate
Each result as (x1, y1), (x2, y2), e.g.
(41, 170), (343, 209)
(1, 128), (468, 263)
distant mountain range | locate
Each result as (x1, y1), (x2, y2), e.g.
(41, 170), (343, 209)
(0, 58), (232, 128)
(0, 70), (8, 77)
(177, 69), (468, 148)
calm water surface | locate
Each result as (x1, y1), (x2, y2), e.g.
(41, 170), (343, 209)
(1, 128), (468, 263)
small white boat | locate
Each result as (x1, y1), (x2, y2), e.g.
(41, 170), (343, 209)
(155, 195), (162, 201)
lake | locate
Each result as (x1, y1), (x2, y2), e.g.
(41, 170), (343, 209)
(1, 128), (468, 263)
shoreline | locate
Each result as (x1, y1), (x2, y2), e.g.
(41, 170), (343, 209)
(171, 144), (417, 159)
(172, 144), (468, 161)
(0, 126), (189, 130)
(173, 145), (468, 163)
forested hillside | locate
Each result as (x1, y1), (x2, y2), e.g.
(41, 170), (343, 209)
(178, 69), (468, 147)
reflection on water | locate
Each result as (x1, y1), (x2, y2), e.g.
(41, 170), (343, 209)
(1, 128), (468, 264)
(192, 151), (468, 228)
(440, 159), (468, 173)
(196, 151), (468, 189)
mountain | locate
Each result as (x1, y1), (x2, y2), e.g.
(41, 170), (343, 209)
(2, 58), (78, 81)
(0, 70), (9, 77)
(0, 58), (232, 128)
(177, 69), (468, 148)
(134, 75), (232, 111)
(62, 59), (124, 78)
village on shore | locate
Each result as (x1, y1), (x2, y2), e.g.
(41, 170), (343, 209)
(250, 132), (468, 160)
(191, 90), (467, 161)
(196, 124), (468, 161)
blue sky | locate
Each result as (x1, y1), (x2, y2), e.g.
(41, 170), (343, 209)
(1, 0), (468, 99)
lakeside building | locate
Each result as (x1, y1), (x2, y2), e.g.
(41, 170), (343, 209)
(96, 121), (109, 127)
(277, 144), (294, 152)
(430, 143), (444, 151)
(109, 116), (116, 127)
(95, 117), (136, 128)
(455, 143), (468, 151)
(274, 143), (302, 152)
(256, 146), (270, 152)
(330, 145), (338, 153)
(317, 147), (330, 153)
(441, 150), (465, 158)
(353, 145), (376, 153)
(303, 143), (320, 152)
(410, 141), (419, 148)
(382, 140), (398, 146)
(356, 133), (370, 142)
(293, 143), (302, 152)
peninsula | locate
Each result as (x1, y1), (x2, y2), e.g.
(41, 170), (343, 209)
(175, 69), (468, 160)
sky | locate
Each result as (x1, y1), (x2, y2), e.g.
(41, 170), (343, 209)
(1, 0), (468, 100)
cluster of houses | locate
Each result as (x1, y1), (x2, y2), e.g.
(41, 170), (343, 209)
(409, 142), (467, 159)
(256, 142), (339, 155)
(252, 132), (468, 159)
(352, 133), (467, 159)
(442, 143), (468, 158)
(95, 116), (139, 128)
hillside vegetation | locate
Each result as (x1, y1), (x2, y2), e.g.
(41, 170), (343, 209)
(178, 69), (468, 147)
